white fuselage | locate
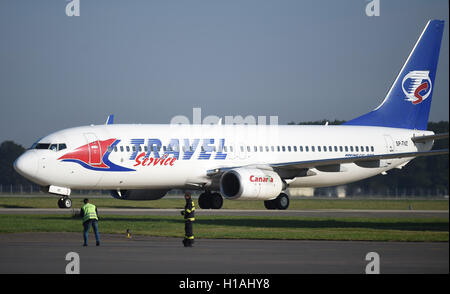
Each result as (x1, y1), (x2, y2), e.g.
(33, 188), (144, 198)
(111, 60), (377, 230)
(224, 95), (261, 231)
(17, 124), (434, 191)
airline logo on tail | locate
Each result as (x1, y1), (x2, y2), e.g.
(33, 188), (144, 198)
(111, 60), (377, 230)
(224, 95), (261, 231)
(402, 70), (432, 105)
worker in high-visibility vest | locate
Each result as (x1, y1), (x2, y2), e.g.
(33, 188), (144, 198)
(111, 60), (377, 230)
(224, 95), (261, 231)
(80, 198), (100, 246)
(180, 191), (195, 247)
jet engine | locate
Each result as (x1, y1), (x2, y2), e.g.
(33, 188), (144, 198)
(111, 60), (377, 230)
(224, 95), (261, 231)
(219, 168), (284, 200)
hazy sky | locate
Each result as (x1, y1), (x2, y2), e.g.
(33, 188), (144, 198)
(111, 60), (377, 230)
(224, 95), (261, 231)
(1, 0), (448, 147)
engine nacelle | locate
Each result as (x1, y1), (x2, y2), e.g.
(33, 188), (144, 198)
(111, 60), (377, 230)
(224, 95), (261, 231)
(110, 189), (169, 200)
(220, 168), (283, 200)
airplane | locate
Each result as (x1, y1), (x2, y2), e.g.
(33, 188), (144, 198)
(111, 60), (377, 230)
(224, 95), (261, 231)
(14, 19), (449, 210)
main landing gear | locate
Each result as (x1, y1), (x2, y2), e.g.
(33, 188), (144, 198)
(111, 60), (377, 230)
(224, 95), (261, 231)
(57, 196), (72, 209)
(264, 193), (289, 210)
(197, 191), (290, 210)
(198, 191), (223, 209)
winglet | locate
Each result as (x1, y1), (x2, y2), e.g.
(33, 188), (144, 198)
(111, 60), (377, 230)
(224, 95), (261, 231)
(105, 114), (114, 125)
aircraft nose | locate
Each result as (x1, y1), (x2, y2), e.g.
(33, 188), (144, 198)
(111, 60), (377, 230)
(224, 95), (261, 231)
(13, 151), (38, 181)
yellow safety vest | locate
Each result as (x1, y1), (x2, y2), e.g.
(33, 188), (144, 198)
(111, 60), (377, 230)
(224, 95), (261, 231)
(82, 203), (98, 222)
(184, 200), (195, 222)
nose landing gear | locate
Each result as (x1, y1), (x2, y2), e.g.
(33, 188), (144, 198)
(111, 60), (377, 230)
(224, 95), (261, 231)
(57, 197), (72, 209)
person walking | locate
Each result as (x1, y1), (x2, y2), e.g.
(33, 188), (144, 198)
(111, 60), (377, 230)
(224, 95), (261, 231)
(180, 191), (195, 247)
(80, 198), (100, 247)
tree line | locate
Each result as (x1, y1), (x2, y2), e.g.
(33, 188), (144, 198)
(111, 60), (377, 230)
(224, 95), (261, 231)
(0, 121), (448, 195)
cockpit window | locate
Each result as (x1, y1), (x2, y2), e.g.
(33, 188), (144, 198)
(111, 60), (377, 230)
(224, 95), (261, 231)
(33, 143), (67, 151)
(35, 143), (51, 149)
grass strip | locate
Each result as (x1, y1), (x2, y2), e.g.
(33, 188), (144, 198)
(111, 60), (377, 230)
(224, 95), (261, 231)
(0, 214), (447, 242)
(0, 197), (448, 210)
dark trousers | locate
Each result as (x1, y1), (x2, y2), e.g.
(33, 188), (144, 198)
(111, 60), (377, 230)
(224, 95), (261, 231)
(83, 219), (100, 245)
(184, 220), (194, 240)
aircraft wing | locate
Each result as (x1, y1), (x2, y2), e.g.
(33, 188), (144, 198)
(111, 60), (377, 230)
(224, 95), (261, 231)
(270, 149), (448, 170)
(207, 149), (448, 179)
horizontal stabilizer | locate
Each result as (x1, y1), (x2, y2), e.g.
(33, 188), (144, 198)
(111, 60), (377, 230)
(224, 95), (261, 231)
(412, 132), (449, 143)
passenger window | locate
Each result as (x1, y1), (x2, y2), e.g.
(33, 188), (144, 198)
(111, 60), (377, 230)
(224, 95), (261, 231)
(120, 146), (124, 152)
(350, 146), (354, 152)
(293, 146), (297, 152)
(305, 146), (309, 152)
(254, 146), (257, 152)
(247, 146), (250, 152)
(300, 146), (303, 152)
(107, 146), (112, 152)
(371, 146), (374, 152)
(230, 146), (233, 152)
(345, 146), (348, 152)
(355, 146), (359, 152)
(339, 146), (343, 152)
(126, 146), (130, 152)
(282, 146), (286, 152)
(277, 146), (280, 152)
(287, 146), (291, 152)
(271, 146), (275, 152)
(265, 146), (269, 152)
(334, 146), (338, 152)
(366, 146), (369, 152)
(318, 146), (321, 152)
(311, 146), (315, 152)
(114, 146), (118, 152)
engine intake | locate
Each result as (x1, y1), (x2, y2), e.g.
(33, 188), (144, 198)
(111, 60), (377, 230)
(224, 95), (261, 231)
(220, 168), (283, 200)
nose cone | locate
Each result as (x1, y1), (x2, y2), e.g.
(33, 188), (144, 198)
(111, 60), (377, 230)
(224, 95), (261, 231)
(13, 151), (38, 181)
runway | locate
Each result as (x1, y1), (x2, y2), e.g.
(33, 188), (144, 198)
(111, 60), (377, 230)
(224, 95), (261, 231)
(0, 208), (447, 218)
(0, 232), (447, 274)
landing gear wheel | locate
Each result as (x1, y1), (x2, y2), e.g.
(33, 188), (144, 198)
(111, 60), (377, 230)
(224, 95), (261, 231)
(264, 193), (289, 210)
(198, 192), (211, 209)
(198, 192), (223, 209)
(210, 193), (223, 209)
(274, 193), (289, 210)
(57, 197), (72, 209)
(264, 199), (277, 210)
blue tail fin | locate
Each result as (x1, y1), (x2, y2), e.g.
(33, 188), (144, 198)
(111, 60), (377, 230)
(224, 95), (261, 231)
(344, 20), (444, 130)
